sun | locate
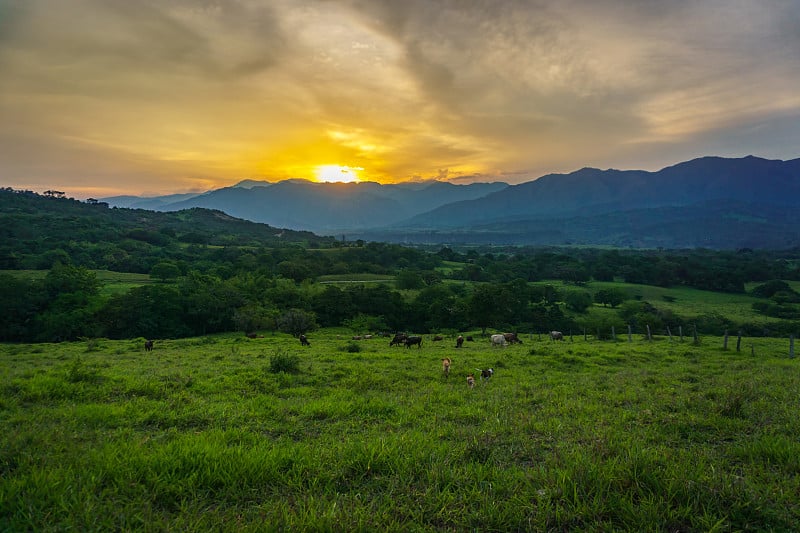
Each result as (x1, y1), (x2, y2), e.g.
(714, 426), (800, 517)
(315, 165), (362, 183)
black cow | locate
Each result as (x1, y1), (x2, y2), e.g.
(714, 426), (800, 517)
(390, 333), (408, 347)
(144, 339), (154, 352)
(404, 336), (423, 349)
(299, 334), (310, 346)
(456, 335), (464, 348)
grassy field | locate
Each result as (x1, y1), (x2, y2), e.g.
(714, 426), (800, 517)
(2, 331), (799, 531)
(3, 269), (153, 296)
(535, 280), (770, 326)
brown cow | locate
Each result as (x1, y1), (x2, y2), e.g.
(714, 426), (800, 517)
(432, 335), (443, 342)
(503, 332), (523, 344)
(441, 358), (451, 378)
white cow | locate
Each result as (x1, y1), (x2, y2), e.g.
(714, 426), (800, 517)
(490, 334), (507, 347)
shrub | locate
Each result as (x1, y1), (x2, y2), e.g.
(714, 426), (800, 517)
(339, 342), (362, 353)
(269, 350), (300, 374)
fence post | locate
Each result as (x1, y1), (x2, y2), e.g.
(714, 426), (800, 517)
(693, 324), (699, 345)
(611, 326), (616, 341)
(646, 324), (652, 341)
(667, 326), (672, 343)
(791, 335), (795, 359)
(736, 331), (742, 352)
(628, 325), (632, 343)
(723, 330), (729, 351)
(679, 325), (683, 342)
(583, 328), (587, 342)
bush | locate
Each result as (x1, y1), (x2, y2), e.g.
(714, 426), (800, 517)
(340, 342), (362, 353)
(269, 350), (300, 374)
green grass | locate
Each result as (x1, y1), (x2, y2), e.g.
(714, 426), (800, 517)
(317, 273), (396, 284)
(2, 331), (799, 530)
(2, 269), (153, 296)
(537, 280), (770, 325)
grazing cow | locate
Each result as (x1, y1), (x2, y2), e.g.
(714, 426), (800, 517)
(432, 335), (443, 342)
(466, 373), (476, 389)
(299, 334), (310, 346)
(363, 334), (373, 340)
(404, 336), (423, 349)
(144, 339), (154, 352)
(456, 335), (464, 348)
(389, 333), (408, 347)
(480, 368), (494, 382)
(245, 332), (257, 339)
(490, 334), (507, 347)
(550, 330), (564, 341)
(466, 336), (474, 342)
(503, 332), (523, 344)
(442, 358), (451, 378)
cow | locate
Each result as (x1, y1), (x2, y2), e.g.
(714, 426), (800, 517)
(479, 368), (494, 381)
(550, 330), (564, 341)
(442, 358), (451, 378)
(390, 333), (408, 347)
(466, 373), (476, 389)
(490, 334), (507, 347)
(432, 335), (443, 342)
(245, 332), (257, 339)
(404, 336), (423, 349)
(456, 335), (464, 348)
(144, 339), (154, 352)
(503, 332), (523, 344)
(466, 336), (474, 342)
(299, 334), (310, 346)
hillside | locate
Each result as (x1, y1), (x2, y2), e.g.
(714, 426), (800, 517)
(0, 188), (330, 270)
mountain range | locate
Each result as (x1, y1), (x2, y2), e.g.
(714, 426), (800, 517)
(102, 155), (800, 249)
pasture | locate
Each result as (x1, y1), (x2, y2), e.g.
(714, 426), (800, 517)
(2, 331), (799, 531)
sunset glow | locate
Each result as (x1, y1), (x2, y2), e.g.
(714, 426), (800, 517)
(0, 1), (798, 197)
(315, 165), (362, 184)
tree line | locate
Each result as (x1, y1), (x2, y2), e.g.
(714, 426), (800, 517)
(2, 188), (800, 342)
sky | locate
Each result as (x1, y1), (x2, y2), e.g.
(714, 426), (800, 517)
(1, 0), (799, 198)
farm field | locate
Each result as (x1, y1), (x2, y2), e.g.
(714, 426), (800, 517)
(2, 331), (799, 531)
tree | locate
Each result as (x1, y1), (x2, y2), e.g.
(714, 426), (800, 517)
(467, 284), (514, 335)
(594, 288), (627, 308)
(563, 290), (593, 313)
(276, 308), (318, 337)
(396, 269), (425, 290)
(150, 261), (181, 281)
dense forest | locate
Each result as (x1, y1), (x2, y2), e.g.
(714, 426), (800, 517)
(2, 188), (800, 342)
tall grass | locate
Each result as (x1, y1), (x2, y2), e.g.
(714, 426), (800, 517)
(2, 332), (799, 530)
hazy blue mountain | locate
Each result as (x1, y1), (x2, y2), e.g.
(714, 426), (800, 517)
(99, 156), (800, 248)
(399, 156), (800, 228)
(103, 180), (508, 233)
(358, 155), (800, 249)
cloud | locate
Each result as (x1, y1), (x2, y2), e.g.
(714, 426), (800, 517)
(1, 0), (799, 195)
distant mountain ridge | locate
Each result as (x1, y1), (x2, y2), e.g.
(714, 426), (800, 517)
(100, 156), (800, 248)
(102, 180), (509, 233)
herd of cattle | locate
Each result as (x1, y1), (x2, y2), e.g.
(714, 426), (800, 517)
(145, 330), (565, 353)
(143, 330), (565, 388)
